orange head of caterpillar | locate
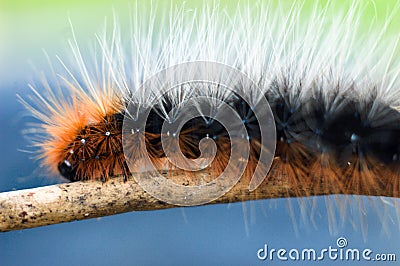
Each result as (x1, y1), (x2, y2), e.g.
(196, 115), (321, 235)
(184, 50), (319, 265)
(56, 112), (128, 181)
(29, 88), (129, 182)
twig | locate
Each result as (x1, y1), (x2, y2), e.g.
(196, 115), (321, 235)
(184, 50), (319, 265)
(0, 168), (393, 232)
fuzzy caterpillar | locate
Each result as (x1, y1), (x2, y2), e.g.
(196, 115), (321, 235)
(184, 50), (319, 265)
(19, 0), (400, 206)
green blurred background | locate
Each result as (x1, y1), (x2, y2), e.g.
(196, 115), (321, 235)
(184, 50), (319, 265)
(1, 0), (400, 84)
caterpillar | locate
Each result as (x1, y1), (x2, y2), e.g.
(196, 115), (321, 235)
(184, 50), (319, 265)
(19, 0), (400, 205)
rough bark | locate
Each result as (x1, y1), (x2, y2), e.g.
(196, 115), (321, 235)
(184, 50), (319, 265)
(0, 168), (393, 232)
